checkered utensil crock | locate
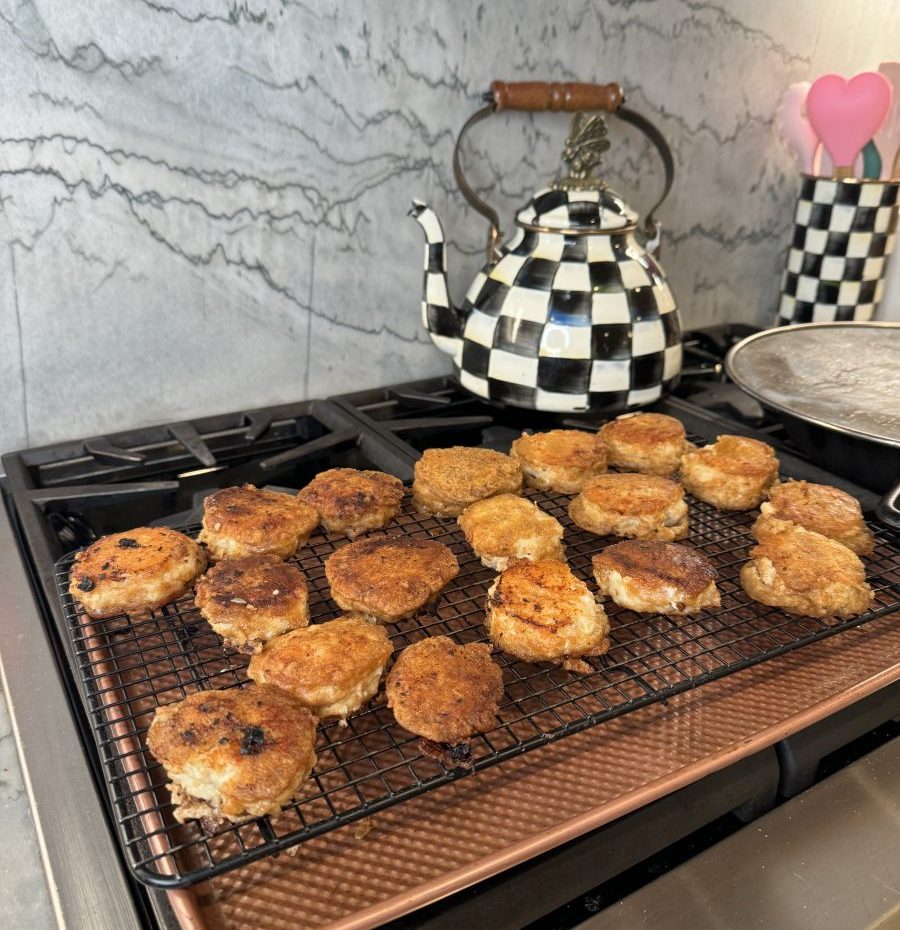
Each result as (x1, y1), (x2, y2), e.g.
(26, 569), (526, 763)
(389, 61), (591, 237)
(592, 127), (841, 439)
(778, 176), (899, 325)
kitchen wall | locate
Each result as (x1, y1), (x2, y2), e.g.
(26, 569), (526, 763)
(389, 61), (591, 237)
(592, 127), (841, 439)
(1, 0), (898, 451)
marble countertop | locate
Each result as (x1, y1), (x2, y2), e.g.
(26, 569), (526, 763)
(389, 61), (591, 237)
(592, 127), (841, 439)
(0, 683), (57, 930)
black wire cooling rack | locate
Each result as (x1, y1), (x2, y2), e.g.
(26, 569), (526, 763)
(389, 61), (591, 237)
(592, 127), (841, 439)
(56, 472), (900, 888)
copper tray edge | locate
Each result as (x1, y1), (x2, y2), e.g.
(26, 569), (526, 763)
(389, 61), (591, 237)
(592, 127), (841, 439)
(79, 614), (205, 928)
(314, 657), (900, 930)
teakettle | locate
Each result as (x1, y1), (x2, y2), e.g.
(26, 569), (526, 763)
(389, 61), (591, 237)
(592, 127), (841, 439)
(410, 80), (683, 413)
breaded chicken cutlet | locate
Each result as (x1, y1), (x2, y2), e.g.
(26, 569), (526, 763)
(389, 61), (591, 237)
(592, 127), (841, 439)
(386, 635), (503, 744)
(458, 494), (565, 571)
(598, 412), (690, 476)
(297, 468), (404, 538)
(680, 436), (778, 511)
(147, 684), (317, 826)
(740, 520), (873, 619)
(568, 473), (689, 541)
(412, 446), (523, 517)
(753, 480), (874, 556)
(509, 429), (608, 493)
(592, 540), (720, 616)
(194, 555), (309, 654)
(199, 484), (319, 561)
(248, 615), (392, 722)
(486, 559), (610, 667)
(69, 527), (206, 619)
(325, 535), (459, 621)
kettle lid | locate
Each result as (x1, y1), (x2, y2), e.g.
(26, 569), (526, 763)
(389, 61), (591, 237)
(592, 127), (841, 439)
(515, 186), (637, 233)
(515, 111), (638, 234)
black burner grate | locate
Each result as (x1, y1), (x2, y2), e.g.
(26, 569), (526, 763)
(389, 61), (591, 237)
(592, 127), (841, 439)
(55, 459), (900, 889)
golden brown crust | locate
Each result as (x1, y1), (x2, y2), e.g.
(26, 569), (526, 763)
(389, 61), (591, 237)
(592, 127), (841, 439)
(598, 413), (688, 476)
(592, 540), (720, 615)
(593, 540), (716, 599)
(147, 684), (317, 824)
(680, 435), (779, 511)
(754, 481), (874, 555)
(412, 447), (523, 517)
(248, 615), (392, 720)
(740, 520), (873, 619)
(568, 473), (689, 541)
(199, 484), (319, 561)
(385, 636), (504, 743)
(195, 555), (309, 653)
(69, 527), (206, 618)
(325, 535), (460, 621)
(485, 559), (610, 665)
(509, 429), (608, 493)
(296, 468), (404, 538)
(457, 494), (565, 570)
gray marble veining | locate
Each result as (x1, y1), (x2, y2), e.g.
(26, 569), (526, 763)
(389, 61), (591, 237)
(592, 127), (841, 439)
(0, 0), (898, 453)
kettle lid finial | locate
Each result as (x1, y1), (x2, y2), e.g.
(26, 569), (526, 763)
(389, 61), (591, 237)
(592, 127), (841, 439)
(553, 113), (610, 191)
(515, 110), (639, 233)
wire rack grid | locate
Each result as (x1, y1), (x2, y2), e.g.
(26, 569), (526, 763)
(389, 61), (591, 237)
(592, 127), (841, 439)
(56, 467), (900, 888)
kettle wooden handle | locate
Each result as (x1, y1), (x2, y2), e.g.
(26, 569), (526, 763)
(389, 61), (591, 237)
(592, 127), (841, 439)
(491, 81), (624, 113)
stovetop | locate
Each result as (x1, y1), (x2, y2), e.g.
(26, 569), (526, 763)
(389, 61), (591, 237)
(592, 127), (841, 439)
(1, 323), (897, 930)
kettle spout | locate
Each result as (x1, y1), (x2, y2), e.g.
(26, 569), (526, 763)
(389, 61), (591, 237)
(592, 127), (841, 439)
(408, 200), (463, 363)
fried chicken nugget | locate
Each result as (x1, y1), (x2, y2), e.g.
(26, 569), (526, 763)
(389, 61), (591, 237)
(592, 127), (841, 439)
(297, 468), (404, 538)
(753, 480), (874, 556)
(486, 559), (610, 666)
(509, 429), (608, 493)
(458, 494), (565, 571)
(598, 412), (689, 476)
(248, 615), (392, 722)
(592, 540), (720, 616)
(194, 555), (309, 654)
(199, 484), (319, 561)
(740, 519), (873, 619)
(412, 446), (523, 517)
(147, 684), (317, 826)
(325, 535), (459, 621)
(568, 474), (689, 541)
(680, 436), (778, 511)
(385, 635), (504, 744)
(69, 527), (206, 619)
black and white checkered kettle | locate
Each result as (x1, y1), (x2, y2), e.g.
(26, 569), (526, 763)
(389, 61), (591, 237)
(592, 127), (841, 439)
(410, 80), (682, 414)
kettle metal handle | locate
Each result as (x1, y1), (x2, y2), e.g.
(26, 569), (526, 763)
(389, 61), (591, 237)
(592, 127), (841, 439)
(452, 81), (675, 262)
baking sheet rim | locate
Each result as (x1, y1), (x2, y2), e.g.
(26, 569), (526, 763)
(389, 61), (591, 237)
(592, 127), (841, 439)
(289, 650), (900, 930)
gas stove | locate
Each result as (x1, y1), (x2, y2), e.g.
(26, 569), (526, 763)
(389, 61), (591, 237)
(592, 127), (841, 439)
(1, 325), (898, 930)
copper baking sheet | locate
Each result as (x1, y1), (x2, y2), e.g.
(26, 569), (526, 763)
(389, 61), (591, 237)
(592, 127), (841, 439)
(195, 613), (900, 930)
(54, 475), (900, 929)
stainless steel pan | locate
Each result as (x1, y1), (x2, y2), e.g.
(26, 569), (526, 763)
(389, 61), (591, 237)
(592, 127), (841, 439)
(725, 322), (900, 527)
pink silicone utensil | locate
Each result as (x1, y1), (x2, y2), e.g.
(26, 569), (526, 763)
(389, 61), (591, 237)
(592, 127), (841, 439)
(875, 62), (900, 179)
(815, 148), (864, 177)
(776, 82), (818, 173)
(807, 72), (893, 178)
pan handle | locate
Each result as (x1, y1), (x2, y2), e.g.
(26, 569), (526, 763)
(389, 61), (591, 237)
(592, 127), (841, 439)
(875, 477), (900, 531)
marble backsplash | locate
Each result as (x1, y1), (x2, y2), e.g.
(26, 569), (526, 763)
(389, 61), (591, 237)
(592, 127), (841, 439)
(0, 0), (897, 451)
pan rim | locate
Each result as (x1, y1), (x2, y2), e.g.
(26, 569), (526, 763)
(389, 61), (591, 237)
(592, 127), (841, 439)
(724, 321), (900, 451)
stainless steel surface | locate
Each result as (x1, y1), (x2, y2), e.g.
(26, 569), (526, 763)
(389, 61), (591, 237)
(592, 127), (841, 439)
(587, 735), (900, 930)
(0, 501), (144, 930)
(726, 322), (900, 447)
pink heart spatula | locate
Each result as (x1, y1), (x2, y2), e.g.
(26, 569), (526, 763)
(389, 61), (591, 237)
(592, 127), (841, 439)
(806, 72), (893, 179)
